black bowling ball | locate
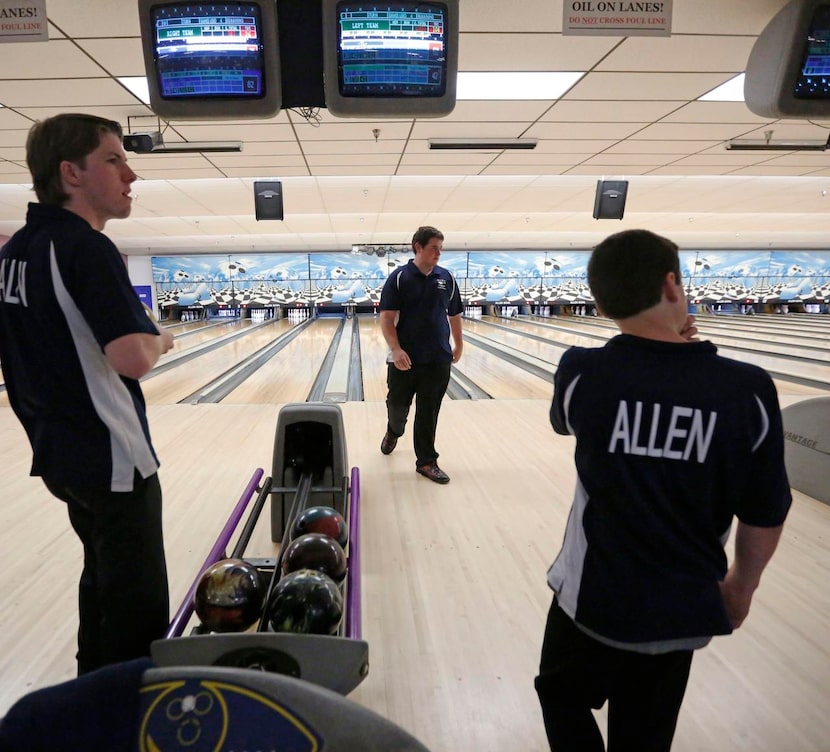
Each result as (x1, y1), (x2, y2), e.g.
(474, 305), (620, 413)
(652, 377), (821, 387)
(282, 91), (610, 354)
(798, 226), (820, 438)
(268, 569), (343, 635)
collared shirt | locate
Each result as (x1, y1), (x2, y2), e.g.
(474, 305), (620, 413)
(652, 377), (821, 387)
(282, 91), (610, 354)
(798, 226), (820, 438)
(379, 259), (463, 364)
(0, 203), (160, 491)
(547, 334), (791, 649)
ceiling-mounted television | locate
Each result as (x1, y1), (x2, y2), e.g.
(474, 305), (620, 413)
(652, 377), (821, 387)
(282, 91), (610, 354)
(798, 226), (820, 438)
(745, 0), (830, 118)
(137, 0), (281, 119)
(322, 0), (458, 118)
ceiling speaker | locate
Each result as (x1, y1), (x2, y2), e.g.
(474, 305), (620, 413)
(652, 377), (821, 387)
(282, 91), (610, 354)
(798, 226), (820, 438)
(254, 181), (284, 221)
(593, 180), (629, 220)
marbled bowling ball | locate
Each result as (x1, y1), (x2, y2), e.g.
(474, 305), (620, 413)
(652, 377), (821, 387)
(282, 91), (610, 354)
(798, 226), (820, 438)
(268, 569), (343, 635)
(281, 532), (347, 583)
(193, 558), (265, 633)
(290, 505), (349, 549)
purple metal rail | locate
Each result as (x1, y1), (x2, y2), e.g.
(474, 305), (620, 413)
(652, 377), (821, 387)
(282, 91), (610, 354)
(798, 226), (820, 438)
(344, 466), (361, 640)
(165, 467), (265, 639)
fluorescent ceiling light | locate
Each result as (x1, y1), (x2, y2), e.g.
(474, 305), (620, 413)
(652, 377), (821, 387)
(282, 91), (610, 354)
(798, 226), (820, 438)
(699, 73), (745, 102)
(153, 142), (243, 153)
(119, 76), (151, 105)
(456, 71), (584, 100)
(428, 138), (537, 150)
(726, 137), (829, 151)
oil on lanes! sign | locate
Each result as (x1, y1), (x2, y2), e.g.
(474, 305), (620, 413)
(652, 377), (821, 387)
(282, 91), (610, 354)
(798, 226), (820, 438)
(563, 0), (673, 36)
(0, 0), (48, 43)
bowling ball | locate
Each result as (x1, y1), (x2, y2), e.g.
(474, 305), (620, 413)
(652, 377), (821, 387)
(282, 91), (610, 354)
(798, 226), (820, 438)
(290, 505), (349, 549)
(268, 569), (343, 635)
(193, 558), (265, 633)
(281, 532), (347, 583)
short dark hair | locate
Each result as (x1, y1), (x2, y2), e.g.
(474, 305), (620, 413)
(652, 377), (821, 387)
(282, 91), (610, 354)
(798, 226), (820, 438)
(26, 113), (124, 206)
(587, 229), (683, 319)
(411, 225), (444, 251)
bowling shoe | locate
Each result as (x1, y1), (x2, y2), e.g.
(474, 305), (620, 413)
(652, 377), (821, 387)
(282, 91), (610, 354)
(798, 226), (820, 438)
(416, 462), (450, 484)
(381, 431), (398, 455)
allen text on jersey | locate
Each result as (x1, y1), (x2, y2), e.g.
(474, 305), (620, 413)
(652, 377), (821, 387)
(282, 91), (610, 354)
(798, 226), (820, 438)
(608, 399), (717, 463)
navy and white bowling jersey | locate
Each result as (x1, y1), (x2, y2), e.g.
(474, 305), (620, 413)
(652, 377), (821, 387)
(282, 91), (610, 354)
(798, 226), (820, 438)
(547, 333), (791, 650)
(0, 203), (160, 492)
(379, 259), (463, 365)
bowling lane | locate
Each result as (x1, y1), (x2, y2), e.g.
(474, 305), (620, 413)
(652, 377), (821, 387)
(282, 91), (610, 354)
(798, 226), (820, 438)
(688, 317), (830, 359)
(142, 319), (293, 404)
(462, 317), (572, 365)
(357, 315), (554, 400)
(223, 317), (344, 404)
(356, 315), (392, 401)
(455, 342), (553, 399)
(478, 314), (607, 349)
(514, 311), (830, 364)
(452, 321), (555, 399)
(697, 312), (830, 337)
(502, 314), (830, 401)
(163, 316), (254, 354)
(525, 310), (830, 347)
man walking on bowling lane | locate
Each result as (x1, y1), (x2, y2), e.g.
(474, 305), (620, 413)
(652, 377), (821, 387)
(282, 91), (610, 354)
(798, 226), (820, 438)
(535, 229), (790, 751)
(379, 226), (463, 484)
(0, 113), (175, 674)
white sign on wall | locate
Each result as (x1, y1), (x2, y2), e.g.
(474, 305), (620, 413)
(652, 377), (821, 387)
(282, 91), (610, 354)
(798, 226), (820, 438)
(0, 0), (48, 43)
(563, 0), (673, 37)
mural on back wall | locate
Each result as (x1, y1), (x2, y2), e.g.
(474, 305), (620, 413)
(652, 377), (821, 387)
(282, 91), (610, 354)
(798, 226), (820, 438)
(152, 249), (830, 310)
(681, 250), (830, 306)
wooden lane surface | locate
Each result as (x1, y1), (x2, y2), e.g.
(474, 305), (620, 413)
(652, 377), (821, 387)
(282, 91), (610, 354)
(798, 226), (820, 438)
(696, 311), (830, 335)
(515, 312), (830, 353)
(2, 400), (829, 752)
(469, 315), (598, 353)
(452, 334), (554, 400)
(141, 319), (292, 404)
(522, 311), (830, 342)
(356, 314), (391, 401)
(162, 317), (254, 353)
(697, 320), (830, 350)
(222, 317), (344, 404)
(496, 315), (830, 403)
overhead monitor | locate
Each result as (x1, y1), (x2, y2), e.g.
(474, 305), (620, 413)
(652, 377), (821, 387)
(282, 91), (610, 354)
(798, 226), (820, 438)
(322, 0), (458, 118)
(745, 0), (830, 118)
(137, 0), (281, 119)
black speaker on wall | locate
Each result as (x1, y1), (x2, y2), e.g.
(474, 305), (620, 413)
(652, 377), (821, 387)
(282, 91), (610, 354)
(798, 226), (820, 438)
(254, 181), (284, 221)
(593, 180), (629, 220)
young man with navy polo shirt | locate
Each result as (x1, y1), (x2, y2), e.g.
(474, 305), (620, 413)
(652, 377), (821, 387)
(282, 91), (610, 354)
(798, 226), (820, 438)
(0, 114), (175, 674)
(379, 226), (463, 484)
(535, 229), (791, 751)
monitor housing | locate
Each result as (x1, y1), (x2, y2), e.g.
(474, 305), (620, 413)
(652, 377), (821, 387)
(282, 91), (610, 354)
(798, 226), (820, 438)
(745, 0), (830, 118)
(322, 0), (458, 118)
(138, 0), (281, 119)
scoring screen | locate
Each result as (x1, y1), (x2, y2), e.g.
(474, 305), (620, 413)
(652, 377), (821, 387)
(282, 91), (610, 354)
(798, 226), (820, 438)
(152, 3), (265, 98)
(794, 4), (830, 99)
(336, 4), (448, 97)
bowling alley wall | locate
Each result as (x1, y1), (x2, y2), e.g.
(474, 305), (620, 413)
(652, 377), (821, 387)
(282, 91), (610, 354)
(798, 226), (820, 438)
(148, 248), (830, 316)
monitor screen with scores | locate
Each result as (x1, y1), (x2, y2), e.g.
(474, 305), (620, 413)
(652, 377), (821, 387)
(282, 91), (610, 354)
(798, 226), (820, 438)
(794, 4), (830, 99)
(138, 0), (281, 119)
(322, 0), (458, 117)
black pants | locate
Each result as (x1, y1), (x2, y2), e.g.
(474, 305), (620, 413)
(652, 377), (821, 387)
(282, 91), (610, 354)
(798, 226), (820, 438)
(43, 472), (169, 675)
(535, 597), (693, 752)
(385, 361), (452, 467)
